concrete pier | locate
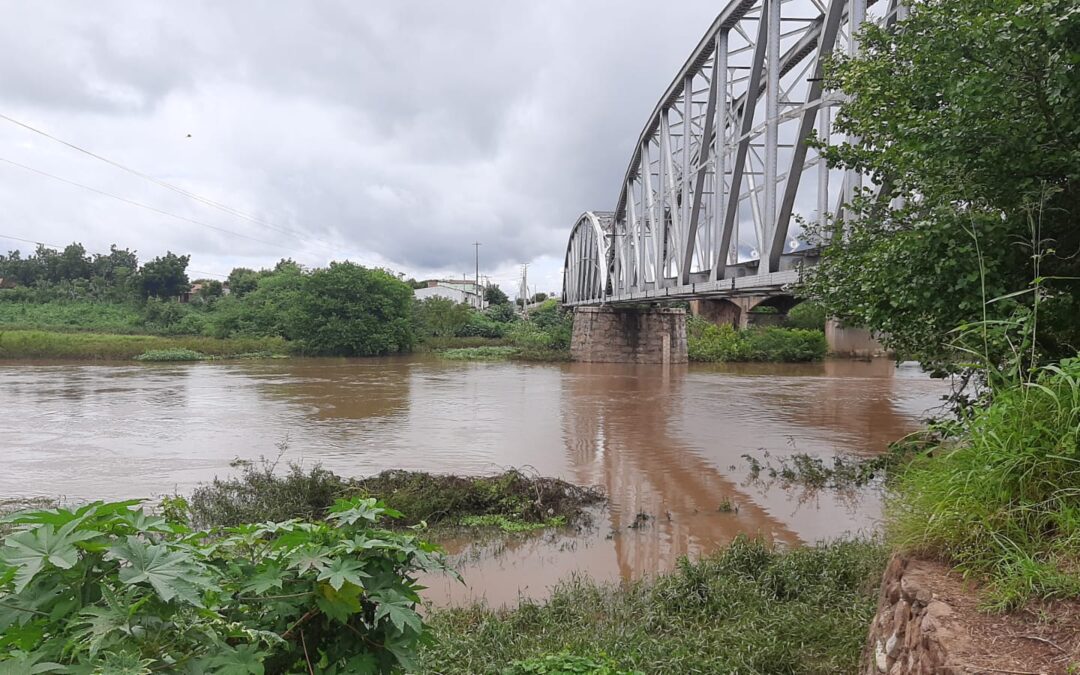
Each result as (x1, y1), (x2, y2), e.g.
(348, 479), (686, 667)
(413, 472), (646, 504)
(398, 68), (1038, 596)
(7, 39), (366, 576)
(571, 306), (687, 364)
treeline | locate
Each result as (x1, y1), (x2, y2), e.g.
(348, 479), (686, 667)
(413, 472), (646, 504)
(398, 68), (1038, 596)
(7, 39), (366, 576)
(0, 244), (416, 356)
(0, 241), (558, 358)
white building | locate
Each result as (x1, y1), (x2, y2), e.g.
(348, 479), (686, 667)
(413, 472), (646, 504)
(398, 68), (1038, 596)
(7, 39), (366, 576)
(413, 279), (483, 309)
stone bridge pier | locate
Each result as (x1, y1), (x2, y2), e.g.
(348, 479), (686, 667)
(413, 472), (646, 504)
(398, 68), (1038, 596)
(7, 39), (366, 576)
(571, 306), (687, 364)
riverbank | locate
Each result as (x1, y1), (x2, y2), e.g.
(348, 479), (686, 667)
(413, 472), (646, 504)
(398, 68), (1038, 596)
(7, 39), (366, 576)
(0, 328), (289, 360)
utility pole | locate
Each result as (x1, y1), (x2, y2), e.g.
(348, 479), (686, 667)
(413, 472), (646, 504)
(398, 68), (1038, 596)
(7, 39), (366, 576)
(473, 241), (482, 309)
(520, 264), (529, 319)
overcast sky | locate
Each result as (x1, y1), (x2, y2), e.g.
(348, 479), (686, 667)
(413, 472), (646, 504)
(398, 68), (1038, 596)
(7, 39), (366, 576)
(0, 1), (735, 296)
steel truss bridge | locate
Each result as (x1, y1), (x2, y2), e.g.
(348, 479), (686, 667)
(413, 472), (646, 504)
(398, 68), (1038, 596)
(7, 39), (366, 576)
(562, 0), (905, 306)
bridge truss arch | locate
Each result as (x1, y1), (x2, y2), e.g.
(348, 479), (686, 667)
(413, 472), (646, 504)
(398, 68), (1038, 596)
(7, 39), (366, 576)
(563, 0), (905, 306)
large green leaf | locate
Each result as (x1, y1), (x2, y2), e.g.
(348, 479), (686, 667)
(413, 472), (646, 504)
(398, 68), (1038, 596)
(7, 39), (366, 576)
(0, 520), (102, 592)
(316, 558), (370, 592)
(109, 536), (211, 606)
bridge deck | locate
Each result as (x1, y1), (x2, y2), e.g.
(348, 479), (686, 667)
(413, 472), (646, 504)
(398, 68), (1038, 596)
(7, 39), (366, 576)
(566, 269), (799, 306)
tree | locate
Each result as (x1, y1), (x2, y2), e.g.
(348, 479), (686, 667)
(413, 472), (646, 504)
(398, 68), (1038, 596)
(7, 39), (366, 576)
(484, 284), (509, 306)
(226, 267), (260, 298)
(413, 297), (472, 338)
(529, 292), (548, 304)
(288, 262), (414, 355)
(803, 0), (1080, 373)
(139, 252), (191, 299)
(92, 245), (139, 283)
(53, 243), (93, 282)
(195, 279), (224, 301)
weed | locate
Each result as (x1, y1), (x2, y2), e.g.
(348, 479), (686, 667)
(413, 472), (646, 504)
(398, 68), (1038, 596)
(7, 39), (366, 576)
(888, 359), (1080, 609)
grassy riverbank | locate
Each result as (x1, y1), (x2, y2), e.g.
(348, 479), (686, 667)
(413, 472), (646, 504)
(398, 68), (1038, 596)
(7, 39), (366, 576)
(0, 328), (289, 360)
(421, 537), (885, 674)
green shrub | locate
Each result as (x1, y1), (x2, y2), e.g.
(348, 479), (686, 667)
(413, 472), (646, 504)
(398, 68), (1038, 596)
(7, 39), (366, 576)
(456, 312), (509, 339)
(0, 498), (447, 672)
(687, 317), (750, 362)
(888, 359), (1080, 609)
(787, 301), (828, 331)
(688, 317), (827, 362)
(421, 537), (885, 673)
(134, 348), (205, 362)
(744, 327), (827, 362)
(187, 459), (347, 528)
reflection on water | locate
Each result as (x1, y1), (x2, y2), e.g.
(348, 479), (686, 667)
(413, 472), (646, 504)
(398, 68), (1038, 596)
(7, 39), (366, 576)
(0, 356), (949, 605)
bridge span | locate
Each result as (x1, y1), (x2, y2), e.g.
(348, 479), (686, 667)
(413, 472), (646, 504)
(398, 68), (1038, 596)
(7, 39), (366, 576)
(561, 0), (904, 310)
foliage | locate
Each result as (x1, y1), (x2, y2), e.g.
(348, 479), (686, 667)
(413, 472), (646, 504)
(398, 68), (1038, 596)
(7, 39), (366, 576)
(0, 329), (288, 360)
(440, 346), (519, 361)
(0, 300), (146, 334)
(454, 312), (508, 339)
(745, 328), (827, 362)
(786, 302), (827, 331)
(687, 317), (826, 362)
(687, 318), (751, 362)
(484, 302), (517, 324)
(227, 268), (260, 298)
(413, 297), (473, 339)
(887, 359), (1080, 609)
(803, 0), (1080, 373)
(287, 263), (414, 356)
(139, 252), (191, 299)
(351, 470), (603, 528)
(421, 537), (886, 674)
(484, 284), (510, 307)
(206, 262), (306, 340)
(186, 459), (348, 529)
(134, 348), (206, 362)
(0, 498), (448, 673)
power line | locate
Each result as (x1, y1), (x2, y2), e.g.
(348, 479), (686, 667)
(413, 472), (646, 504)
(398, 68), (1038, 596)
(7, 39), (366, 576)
(0, 156), (320, 261)
(0, 112), (387, 266)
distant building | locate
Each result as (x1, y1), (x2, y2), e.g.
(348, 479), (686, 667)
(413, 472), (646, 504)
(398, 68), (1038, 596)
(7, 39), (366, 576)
(0, 277), (16, 290)
(414, 279), (483, 309)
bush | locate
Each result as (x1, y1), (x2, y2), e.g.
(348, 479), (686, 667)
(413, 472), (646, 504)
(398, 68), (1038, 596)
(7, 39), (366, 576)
(687, 317), (826, 362)
(888, 359), (1080, 609)
(744, 327), (827, 362)
(0, 499), (447, 672)
(456, 312), (509, 339)
(289, 263), (414, 355)
(787, 301), (827, 331)
(441, 346), (519, 361)
(187, 459), (347, 528)
(687, 318), (750, 362)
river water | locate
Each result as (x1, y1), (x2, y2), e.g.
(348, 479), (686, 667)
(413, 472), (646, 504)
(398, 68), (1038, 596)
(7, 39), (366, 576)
(0, 356), (949, 606)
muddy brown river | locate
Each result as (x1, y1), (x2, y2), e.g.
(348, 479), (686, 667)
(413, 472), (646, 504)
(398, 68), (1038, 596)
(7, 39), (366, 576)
(0, 356), (950, 606)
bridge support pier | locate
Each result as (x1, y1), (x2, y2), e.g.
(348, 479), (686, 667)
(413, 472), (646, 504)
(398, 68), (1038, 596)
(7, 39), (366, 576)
(825, 319), (889, 358)
(571, 306), (687, 364)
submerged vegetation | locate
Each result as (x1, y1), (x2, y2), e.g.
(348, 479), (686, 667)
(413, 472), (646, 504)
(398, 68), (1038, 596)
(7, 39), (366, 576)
(420, 537), (886, 674)
(178, 460), (603, 534)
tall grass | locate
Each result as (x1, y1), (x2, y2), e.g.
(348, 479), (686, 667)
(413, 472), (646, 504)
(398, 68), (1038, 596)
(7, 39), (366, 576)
(0, 329), (288, 360)
(0, 300), (146, 333)
(421, 537), (886, 674)
(887, 358), (1080, 609)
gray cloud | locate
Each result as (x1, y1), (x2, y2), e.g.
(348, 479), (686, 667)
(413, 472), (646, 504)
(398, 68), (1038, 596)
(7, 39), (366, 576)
(0, 0), (727, 293)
